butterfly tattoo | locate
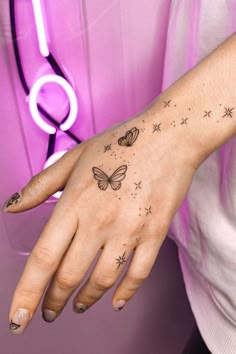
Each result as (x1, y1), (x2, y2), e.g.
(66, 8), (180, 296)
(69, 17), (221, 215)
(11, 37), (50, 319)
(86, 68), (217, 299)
(118, 127), (139, 147)
(92, 165), (127, 191)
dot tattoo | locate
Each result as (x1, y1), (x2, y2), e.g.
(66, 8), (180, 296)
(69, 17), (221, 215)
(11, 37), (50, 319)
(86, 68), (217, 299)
(104, 144), (112, 152)
(222, 107), (234, 118)
(153, 123), (162, 133)
(115, 251), (127, 269)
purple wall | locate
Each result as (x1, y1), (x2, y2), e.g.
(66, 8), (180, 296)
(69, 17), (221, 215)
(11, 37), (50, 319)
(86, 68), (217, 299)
(0, 1), (194, 352)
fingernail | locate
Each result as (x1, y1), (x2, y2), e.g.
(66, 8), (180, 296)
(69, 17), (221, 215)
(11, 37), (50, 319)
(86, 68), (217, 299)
(9, 308), (30, 335)
(3, 192), (22, 211)
(73, 302), (88, 314)
(42, 309), (57, 323)
(113, 300), (126, 311)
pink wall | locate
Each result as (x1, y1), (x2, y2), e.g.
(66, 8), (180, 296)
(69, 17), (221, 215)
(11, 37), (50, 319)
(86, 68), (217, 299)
(0, 1), (194, 352)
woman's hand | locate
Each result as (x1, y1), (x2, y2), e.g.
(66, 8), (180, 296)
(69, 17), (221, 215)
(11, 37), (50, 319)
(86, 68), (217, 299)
(6, 32), (236, 334)
(5, 103), (199, 334)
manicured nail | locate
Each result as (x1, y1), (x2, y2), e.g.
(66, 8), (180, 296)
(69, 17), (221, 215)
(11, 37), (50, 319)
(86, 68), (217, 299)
(73, 302), (88, 313)
(42, 309), (57, 323)
(113, 300), (126, 311)
(3, 192), (22, 211)
(9, 308), (30, 335)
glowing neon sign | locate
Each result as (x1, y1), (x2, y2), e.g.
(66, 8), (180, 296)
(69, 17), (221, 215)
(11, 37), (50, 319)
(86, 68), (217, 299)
(29, 75), (78, 135)
(28, 0), (79, 198)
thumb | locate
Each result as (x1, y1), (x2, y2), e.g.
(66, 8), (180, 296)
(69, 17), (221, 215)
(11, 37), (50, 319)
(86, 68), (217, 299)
(2, 144), (85, 213)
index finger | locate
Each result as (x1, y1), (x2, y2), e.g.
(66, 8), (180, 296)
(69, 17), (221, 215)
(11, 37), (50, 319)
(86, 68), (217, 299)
(8, 191), (78, 335)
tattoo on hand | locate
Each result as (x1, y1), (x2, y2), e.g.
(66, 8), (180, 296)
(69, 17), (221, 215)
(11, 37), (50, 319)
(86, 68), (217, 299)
(92, 165), (127, 191)
(203, 110), (211, 118)
(163, 100), (171, 108)
(115, 251), (127, 269)
(145, 206), (152, 216)
(134, 181), (142, 190)
(222, 107), (234, 118)
(153, 123), (161, 133)
(118, 127), (139, 147)
(104, 144), (112, 152)
(181, 118), (189, 125)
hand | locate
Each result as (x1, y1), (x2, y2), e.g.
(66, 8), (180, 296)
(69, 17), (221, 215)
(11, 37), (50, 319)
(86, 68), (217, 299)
(5, 104), (199, 335)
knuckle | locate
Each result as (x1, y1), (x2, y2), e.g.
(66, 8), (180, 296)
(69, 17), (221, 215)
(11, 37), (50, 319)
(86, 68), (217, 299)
(93, 274), (115, 290)
(127, 271), (148, 286)
(56, 271), (76, 290)
(31, 246), (57, 269)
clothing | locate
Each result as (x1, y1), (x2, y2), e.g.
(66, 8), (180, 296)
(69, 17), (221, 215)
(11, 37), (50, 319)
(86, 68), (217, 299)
(164, 1), (236, 353)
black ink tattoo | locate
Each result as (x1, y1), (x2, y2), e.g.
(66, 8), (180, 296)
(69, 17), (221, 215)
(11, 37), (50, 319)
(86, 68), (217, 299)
(118, 127), (139, 147)
(104, 144), (111, 152)
(145, 206), (152, 216)
(153, 123), (161, 133)
(171, 121), (176, 127)
(5, 192), (21, 208)
(92, 165), (127, 191)
(203, 110), (211, 117)
(222, 107), (234, 118)
(181, 118), (188, 125)
(9, 320), (21, 330)
(134, 181), (142, 190)
(164, 100), (171, 108)
(115, 251), (127, 269)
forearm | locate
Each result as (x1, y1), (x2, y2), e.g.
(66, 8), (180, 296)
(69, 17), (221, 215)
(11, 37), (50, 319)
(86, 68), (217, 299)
(148, 32), (236, 168)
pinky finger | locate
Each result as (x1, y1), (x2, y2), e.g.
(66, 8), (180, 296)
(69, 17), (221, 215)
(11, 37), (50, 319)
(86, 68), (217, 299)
(111, 239), (161, 311)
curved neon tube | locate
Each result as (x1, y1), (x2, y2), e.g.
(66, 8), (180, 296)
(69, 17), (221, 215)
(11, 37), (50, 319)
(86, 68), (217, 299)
(29, 74), (78, 134)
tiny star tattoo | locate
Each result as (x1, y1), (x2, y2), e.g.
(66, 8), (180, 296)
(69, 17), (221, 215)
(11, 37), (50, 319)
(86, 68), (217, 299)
(203, 110), (211, 117)
(181, 118), (188, 125)
(115, 251), (127, 269)
(104, 144), (112, 152)
(222, 107), (234, 118)
(145, 206), (152, 216)
(134, 181), (142, 190)
(164, 100), (171, 108)
(153, 123), (161, 133)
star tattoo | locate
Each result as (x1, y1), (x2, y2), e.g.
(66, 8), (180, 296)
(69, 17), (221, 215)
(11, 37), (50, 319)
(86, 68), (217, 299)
(181, 118), (188, 125)
(134, 181), (142, 190)
(222, 107), (234, 118)
(153, 123), (161, 133)
(203, 110), (211, 117)
(145, 206), (152, 216)
(115, 251), (127, 269)
(104, 144), (112, 152)
(164, 100), (171, 108)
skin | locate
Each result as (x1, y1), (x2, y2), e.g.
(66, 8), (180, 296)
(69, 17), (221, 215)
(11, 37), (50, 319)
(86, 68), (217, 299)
(4, 32), (236, 334)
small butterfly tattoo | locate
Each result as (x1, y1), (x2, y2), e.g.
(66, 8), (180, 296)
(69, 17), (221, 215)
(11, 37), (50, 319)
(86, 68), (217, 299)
(92, 165), (127, 191)
(118, 127), (139, 147)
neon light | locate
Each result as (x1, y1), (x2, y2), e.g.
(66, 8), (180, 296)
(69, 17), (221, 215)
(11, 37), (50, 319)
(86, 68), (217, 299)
(43, 150), (68, 199)
(29, 74), (78, 134)
(32, 0), (49, 57)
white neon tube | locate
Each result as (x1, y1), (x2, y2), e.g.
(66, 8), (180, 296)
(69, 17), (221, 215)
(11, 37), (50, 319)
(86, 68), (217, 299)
(32, 0), (49, 57)
(29, 74), (78, 135)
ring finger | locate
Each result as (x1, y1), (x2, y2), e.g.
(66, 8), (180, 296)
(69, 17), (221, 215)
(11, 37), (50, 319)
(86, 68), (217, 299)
(72, 239), (135, 314)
